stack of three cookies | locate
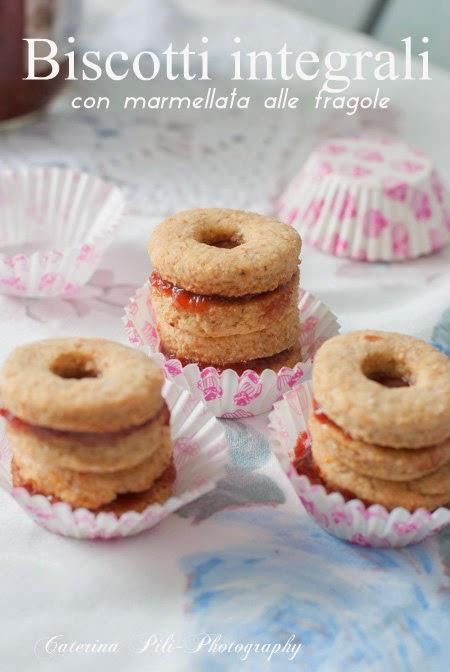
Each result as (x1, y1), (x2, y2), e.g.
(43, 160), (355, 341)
(1, 339), (175, 514)
(148, 208), (303, 372)
(309, 332), (450, 511)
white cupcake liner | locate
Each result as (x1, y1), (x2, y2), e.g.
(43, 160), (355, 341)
(0, 379), (228, 539)
(268, 381), (450, 547)
(277, 136), (450, 262)
(123, 283), (339, 418)
(0, 168), (125, 297)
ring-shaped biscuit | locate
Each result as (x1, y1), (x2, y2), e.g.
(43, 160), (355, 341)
(313, 331), (450, 448)
(0, 338), (164, 433)
(148, 208), (301, 297)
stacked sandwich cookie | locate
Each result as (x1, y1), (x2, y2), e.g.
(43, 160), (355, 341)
(308, 331), (450, 511)
(1, 338), (174, 514)
(148, 208), (302, 372)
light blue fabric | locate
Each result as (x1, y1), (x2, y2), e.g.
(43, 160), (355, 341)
(176, 319), (450, 671)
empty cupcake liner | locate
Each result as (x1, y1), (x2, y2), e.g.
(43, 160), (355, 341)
(268, 381), (450, 547)
(0, 379), (228, 539)
(0, 168), (125, 297)
(277, 136), (450, 262)
(123, 282), (339, 418)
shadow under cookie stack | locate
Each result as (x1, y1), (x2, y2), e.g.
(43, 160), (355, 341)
(148, 208), (303, 373)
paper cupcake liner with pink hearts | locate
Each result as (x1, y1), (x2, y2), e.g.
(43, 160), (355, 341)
(0, 380), (228, 540)
(0, 167), (125, 297)
(268, 381), (450, 547)
(123, 282), (339, 418)
(277, 136), (450, 262)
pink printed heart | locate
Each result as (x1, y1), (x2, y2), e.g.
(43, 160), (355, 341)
(340, 164), (373, 178)
(363, 209), (389, 238)
(285, 208), (299, 225)
(391, 221), (411, 257)
(391, 159), (425, 173)
(356, 150), (384, 162)
(311, 161), (333, 180)
(303, 198), (325, 226)
(411, 192), (432, 220)
(383, 181), (408, 202)
(333, 190), (357, 221)
(328, 232), (349, 255)
(324, 143), (347, 155)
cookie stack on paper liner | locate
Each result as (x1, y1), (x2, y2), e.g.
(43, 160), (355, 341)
(0, 338), (227, 539)
(149, 208), (303, 372)
(269, 331), (450, 547)
(124, 208), (340, 418)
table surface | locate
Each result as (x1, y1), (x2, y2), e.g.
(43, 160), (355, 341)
(0, 7), (450, 672)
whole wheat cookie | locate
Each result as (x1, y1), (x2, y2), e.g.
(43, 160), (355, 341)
(0, 338), (164, 432)
(148, 207), (301, 296)
(313, 331), (450, 448)
(148, 208), (302, 370)
(312, 439), (450, 511)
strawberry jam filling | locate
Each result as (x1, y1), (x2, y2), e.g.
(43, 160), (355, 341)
(294, 430), (367, 504)
(150, 271), (290, 314)
(294, 401), (370, 504)
(0, 405), (170, 445)
(311, 398), (355, 441)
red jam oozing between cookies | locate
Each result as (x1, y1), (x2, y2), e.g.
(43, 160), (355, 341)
(150, 271), (289, 314)
(294, 431), (365, 503)
(312, 398), (354, 441)
(295, 401), (373, 505)
(0, 405), (170, 444)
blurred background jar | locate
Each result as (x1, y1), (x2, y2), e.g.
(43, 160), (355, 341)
(0, 0), (80, 127)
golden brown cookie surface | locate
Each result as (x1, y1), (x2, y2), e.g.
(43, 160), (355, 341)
(148, 208), (301, 297)
(313, 331), (450, 448)
(1, 338), (164, 432)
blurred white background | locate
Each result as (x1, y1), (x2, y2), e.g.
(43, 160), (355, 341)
(82, 0), (449, 70)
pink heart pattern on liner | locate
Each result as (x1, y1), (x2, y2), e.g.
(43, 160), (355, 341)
(277, 136), (450, 261)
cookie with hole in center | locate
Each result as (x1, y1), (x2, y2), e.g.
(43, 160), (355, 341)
(305, 330), (450, 512)
(148, 208), (302, 370)
(1, 338), (174, 511)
